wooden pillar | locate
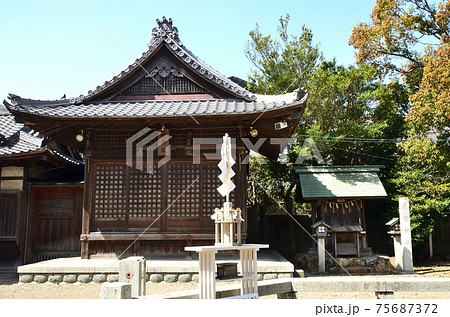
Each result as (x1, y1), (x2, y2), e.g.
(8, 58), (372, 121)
(356, 232), (360, 257)
(81, 151), (92, 259)
(240, 248), (258, 295)
(198, 251), (216, 299)
(333, 232), (337, 258)
(360, 200), (368, 249)
(160, 163), (168, 232)
(429, 233), (433, 259)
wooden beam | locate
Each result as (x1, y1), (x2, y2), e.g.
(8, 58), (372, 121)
(80, 233), (215, 241)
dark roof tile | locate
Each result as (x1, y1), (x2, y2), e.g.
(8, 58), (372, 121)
(0, 114), (44, 156)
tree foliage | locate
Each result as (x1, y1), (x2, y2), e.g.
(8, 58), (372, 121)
(246, 6), (449, 243)
(245, 14), (322, 94)
(409, 42), (450, 132)
(393, 137), (450, 241)
(350, 0), (450, 242)
(298, 61), (408, 170)
(245, 14), (408, 215)
(349, 0), (450, 81)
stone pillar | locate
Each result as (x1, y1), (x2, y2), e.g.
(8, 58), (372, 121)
(119, 256), (146, 297)
(399, 198), (414, 272)
(393, 235), (402, 270)
(317, 237), (326, 273)
(101, 282), (132, 299)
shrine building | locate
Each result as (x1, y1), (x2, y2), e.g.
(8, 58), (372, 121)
(4, 17), (308, 260)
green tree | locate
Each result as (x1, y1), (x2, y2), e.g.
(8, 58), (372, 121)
(350, 0), (450, 242)
(245, 14), (323, 214)
(245, 15), (408, 216)
(349, 0), (450, 92)
(245, 14), (322, 95)
(393, 137), (450, 241)
(297, 61), (408, 171)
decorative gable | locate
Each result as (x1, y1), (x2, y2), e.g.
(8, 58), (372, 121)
(121, 57), (207, 95)
(77, 17), (255, 103)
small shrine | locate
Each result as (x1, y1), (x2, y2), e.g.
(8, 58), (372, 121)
(295, 165), (388, 258)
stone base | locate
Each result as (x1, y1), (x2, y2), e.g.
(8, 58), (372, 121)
(18, 271), (293, 284)
(17, 250), (294, 284)
(296, 253), (395, 274)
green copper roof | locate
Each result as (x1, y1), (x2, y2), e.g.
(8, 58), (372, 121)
(295, 165), (388, 199)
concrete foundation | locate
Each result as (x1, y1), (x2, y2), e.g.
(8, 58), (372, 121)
(143, 276), (450, 299)
(17, 250), (295, 284)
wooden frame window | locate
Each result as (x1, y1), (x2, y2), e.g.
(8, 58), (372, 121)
(38, 199), (74, 218)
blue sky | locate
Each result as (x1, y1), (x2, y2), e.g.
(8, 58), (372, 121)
(0, 0), (376, 101)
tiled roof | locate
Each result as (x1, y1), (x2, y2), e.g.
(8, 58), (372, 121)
(3, 17), (309, 120)
(295, 165), (388, 199)
(5, 90), (307, 119)
(67, 17), (256, 104)
(0, 114), (43, 156)
(0, 113), (84, 166)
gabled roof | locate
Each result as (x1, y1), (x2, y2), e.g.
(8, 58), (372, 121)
(82, 17), (256, 102)
(295, 165), (388, 200)
(311, 221), (332, 229)
(0, 109), (84, 166)
(5, 90), (307, 119)
(385, 217), (399, 226)
(3, 17), (308, 121)
(67, 16), (255, 104)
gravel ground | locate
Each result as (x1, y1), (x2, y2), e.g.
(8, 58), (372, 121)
(1, 259), (449, 299)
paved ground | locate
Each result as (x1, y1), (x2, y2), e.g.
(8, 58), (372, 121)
(1, 259), (449, 299)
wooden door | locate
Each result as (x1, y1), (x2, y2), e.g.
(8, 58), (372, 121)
(28, 186), (83, 262)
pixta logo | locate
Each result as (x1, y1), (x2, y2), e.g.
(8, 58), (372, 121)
(126, 128), (171, 174)
(126, 128), (325, 175)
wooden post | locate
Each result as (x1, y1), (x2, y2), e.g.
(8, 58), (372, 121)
(356, 232), (360, 258)
(429, 233), (433, 259)
(81, 152), (91, 259)
(198, 251), (216, 299)
(334, 233), (338, 258)
(215, 223), (220, 244)
(237, 214), (242, 244)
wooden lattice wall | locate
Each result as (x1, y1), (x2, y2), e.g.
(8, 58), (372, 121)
(91, 161), (236, 233)
(122, 72), (207, 95)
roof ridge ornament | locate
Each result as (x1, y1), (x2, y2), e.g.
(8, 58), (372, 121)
(148, 16), (182, 49)
(145, 57), (184, 79)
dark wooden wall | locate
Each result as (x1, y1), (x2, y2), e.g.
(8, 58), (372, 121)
(27, 185), (83, 262)
(0, 192), (25, 268)
(83, 128), (248, 255)
(0, 192), (21, 238)
(315, 199), (365, 227)
(247, 206), (312, 263)
(432, 214), (450, 257)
